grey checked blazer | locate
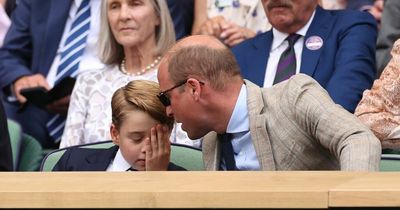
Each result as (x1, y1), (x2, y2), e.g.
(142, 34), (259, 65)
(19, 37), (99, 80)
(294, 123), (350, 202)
(202, 74), (381, 171)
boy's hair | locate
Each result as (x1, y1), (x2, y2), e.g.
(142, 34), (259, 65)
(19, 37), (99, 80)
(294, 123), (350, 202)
(111, 80), (174, 130)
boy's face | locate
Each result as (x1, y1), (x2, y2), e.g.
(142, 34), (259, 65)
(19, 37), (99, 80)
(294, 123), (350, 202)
(110, 109), (159, 171)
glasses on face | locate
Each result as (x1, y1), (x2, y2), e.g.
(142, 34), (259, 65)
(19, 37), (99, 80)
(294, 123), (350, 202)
(157, 80), (188, 107)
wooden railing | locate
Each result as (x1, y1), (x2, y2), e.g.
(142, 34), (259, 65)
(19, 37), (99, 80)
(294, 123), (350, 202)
(0, 171), (397, 208)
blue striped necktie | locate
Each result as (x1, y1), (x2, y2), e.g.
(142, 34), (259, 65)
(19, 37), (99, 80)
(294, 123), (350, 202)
(273, 34), (301, 85)
(47, 0), (91, 143)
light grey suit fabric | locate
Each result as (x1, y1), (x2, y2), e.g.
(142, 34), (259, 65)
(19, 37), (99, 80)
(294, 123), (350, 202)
(202, 74), (381, 171)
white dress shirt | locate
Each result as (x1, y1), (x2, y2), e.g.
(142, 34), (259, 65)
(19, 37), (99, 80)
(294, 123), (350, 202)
(222, 84), (260, 170)
(106, 149), (132, 171)
(0, 5), (10, 47)
(263, 10), (316, 87)
(46, 0), (104, 88)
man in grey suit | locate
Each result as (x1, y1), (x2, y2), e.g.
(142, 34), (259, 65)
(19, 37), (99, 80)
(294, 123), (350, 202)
(157, 35), (381, 171)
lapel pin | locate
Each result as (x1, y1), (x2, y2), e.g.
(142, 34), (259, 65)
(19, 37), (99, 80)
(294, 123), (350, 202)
(305, 35), (323, 50)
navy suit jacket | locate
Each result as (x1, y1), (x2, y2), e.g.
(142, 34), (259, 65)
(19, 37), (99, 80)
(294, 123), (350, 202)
(0, 0), (72, 93)
(53, 145), (186, 171)
(0, 102), (12, 171)
(232, 6), (377, 113)
(167, 0), (194, 40)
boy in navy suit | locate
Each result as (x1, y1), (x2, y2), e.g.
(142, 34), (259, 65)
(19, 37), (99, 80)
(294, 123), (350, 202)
(53, 80), (185, 171)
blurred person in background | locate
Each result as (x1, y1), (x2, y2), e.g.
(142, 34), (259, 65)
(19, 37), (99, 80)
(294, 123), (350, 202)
(192, 0), (271, 47)
(232, 0), (377, 113)
(0, 0), (104, 149)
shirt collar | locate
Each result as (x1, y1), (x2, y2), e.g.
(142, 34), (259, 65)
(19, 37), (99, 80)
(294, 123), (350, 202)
(75, 0), (82, 7)
(271, 9), (316, 51)
(226, 84), (250, 134)
(109, 149), (132, 171)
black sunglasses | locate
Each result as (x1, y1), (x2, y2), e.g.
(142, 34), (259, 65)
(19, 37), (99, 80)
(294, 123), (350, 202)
(157, 80), (187, 107)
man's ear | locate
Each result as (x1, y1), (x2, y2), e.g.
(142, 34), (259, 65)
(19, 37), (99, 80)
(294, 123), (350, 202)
(110, 124), (120, 145)
(186, 78), (201, 99)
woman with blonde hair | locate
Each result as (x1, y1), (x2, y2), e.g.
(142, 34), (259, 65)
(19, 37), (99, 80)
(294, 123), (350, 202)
(60, 0), (195, 148)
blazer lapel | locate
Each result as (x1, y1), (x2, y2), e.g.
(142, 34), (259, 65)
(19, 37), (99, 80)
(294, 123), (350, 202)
(41, 0), (73, 73)
(84, 145), (119, 170)
(247, 32), (272, 86)
(245, 80), (276, 170)
(202, 132), (220, 171)
(301, 6), (331, 77)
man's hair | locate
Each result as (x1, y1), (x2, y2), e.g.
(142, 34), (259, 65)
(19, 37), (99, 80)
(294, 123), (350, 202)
(111, 80), (174, 131)
(167, 46), (242, 90)
(98, 0), (176, 65)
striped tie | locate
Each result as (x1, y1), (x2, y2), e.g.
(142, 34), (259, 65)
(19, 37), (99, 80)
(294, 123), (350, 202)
(273, 34), (301, 85)
(47, 0), (91, 143)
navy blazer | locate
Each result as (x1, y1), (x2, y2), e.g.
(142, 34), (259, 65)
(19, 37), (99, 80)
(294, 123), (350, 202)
(53, 145), (186, 171)
(232, 6), (377, 113)
(0, 102), (12, 171)
(0, 0), (73, 92)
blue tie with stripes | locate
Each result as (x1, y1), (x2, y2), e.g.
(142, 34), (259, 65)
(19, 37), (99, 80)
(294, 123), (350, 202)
(47, 0), (91, 142)
(273, 34), (301, 85)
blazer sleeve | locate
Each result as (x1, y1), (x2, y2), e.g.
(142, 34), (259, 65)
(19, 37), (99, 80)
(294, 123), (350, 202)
(0, 0), (34, 92)
(52, 148), (74, 171)
(288, 74), (381, 171)
(324, 11), (377, 113)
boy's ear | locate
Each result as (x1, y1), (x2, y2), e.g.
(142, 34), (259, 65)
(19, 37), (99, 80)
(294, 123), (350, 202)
(110, 124), (120, 145)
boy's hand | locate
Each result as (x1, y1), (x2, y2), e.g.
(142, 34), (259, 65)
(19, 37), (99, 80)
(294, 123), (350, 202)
(145, 124), (171, 171)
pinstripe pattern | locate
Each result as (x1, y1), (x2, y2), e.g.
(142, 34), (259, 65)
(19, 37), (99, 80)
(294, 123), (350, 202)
(47, 0), (91, 143)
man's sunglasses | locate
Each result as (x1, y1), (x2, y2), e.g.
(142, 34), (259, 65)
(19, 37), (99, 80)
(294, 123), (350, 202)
(157, 80), (187, 107)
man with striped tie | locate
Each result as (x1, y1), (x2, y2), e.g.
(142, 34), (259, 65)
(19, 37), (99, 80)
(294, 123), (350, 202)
(0, 0), (103, 148)
(232, 0), (377, 113)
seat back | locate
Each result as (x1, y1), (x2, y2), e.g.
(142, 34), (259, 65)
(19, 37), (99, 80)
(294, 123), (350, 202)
(380, 154), (400, 171)
(18, 134), (43, 171)
(40, 141), (204, 171)
(170, 143), (204, 171)
(7, 119), (22, 170)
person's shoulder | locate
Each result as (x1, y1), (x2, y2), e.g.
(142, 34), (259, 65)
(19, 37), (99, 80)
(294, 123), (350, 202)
(288, 74), (319, 86)
(269, 74), (322, 95)
(232, 31), (270, 53)
(328, 8), (376, 24)
(63, 144), (117, 159)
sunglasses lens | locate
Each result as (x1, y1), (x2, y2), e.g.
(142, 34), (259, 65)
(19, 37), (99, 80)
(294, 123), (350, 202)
(158, 93), (170, 107)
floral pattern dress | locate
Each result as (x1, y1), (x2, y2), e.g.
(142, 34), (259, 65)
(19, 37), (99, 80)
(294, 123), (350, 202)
(355, 39), (400, 149)
(207, 0), (271, 34)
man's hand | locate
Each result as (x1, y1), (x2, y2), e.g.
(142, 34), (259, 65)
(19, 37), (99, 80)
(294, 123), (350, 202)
(13, 74), (50, 104)
(46, 95), (71, 116)
(368, 0), (384, 26)
(220, 22), (256, 47)
(197, 15), (227, 37)
(145, 124), (171, 171)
